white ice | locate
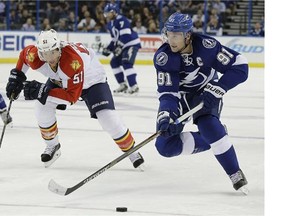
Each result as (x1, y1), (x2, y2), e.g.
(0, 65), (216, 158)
(0, 64), (264, 216)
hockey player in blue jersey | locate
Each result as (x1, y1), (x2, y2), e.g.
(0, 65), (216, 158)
(0, 93), (12, 125)
(154, 12), (249, 194)
(102, 3), (141, 94)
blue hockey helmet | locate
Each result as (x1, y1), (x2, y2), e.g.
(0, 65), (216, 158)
(164, 12), (193, 33)
(104, 3), (119, 14)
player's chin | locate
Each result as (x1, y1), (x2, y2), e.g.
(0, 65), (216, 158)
(170, 47), (180, 53)
(48, 61), (58, 67)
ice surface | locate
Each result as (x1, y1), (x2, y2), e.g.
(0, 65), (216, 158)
(0, 64), (264, 216)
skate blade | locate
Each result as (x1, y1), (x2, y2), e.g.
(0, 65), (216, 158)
(126, 92), (139, 97)
(113, 91), (139, 96)
(239, 185), (249, 195)
(136, 164), (145, 172)
(44, 150), (61, 168)
(6, 122), (13, 128)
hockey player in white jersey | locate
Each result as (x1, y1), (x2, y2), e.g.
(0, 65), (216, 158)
(5, 29), (144, 169)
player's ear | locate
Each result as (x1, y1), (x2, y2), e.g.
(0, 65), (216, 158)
(185, 32), (192, 40)
(185, 32), (192, 44)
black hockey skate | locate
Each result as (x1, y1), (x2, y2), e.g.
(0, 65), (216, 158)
(41, 143), (61, 168)
(229, 169), (249, 195)
(129, 152), (144, 170)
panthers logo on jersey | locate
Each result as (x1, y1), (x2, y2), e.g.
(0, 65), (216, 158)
(70, 60), (81, 71)
(27, 52), (35, 63)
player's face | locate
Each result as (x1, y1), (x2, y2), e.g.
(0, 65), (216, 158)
(39, 49), (61, 67)
(166, 31), (185, 52)
(104, 11), (115, 21)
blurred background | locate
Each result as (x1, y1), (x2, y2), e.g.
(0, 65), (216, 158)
(0, 0), (264, 37)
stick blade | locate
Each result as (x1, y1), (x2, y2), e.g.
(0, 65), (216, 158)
(48, 179), (68, 196)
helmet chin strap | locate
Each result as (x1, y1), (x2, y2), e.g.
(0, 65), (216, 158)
(179, 35), (191, 53)
(179, 42), (189, 53)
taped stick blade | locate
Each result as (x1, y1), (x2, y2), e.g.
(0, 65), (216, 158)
(48, 179), (68, 196)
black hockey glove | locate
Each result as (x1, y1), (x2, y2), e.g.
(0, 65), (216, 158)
(156, 110), (184, 137)
(201, 81), (227, 109)
(6, 68), (27, 100)
(23, 80), (51, 105)
(102, 47), (111, 57)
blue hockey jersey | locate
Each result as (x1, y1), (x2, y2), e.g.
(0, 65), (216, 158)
(106, 15), (141, 51)
(153, 33), (249, 111)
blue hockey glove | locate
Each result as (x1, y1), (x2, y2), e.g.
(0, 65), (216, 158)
(156, 111), (184, 137)
(23, 80), (51, 105)
(201, 81), (227, 109)
(6, 68), (27, 100)
(102, 47), (111, 57)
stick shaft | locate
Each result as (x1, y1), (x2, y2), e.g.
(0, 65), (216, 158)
(0, 99), (13, 148)
(49, 102), (203, 195)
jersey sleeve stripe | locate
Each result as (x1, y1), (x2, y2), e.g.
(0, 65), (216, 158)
(120, 28), (132, 35)
(232, 55), (248, 66)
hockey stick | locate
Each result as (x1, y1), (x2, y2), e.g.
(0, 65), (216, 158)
(48, 102), (204, 196)
(0, 99), (13, 148)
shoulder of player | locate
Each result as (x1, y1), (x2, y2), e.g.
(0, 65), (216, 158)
(115, 15), (129, 25)
(59, 45), (84, 77)
(22, 45), (44, 69)
(116, 14), (126, 21)
(154, 43), (170, 58)
(192, 33), (221, 50)
(154, 43), (181, 71)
